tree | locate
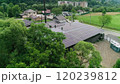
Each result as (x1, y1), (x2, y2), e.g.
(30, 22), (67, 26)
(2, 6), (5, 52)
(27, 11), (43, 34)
(12, 5), (21, 17)
(52, 7), (62, 16)
(0, 6), (4, 13)
(113, 59), (120, 68)
(72, 14), (76, 22)
(71, 8), (77, 13)
(1, 19), (84, 68)
(32, 4), (38, 10)
(89, 51), (102, 68)
(7, 7), (13, 17)
(60, 49), (81, 68)
(61, 4), (68, 11)
(2, 21), (66, 68)
(19, 3), (27, 11)
(102, 8), (106, 16)
(1, 3), (8, 13)
(99, 15), (112, 28)
(0, 19), (27, 68)
(0, 12), (4, 18)
(9, 3), (14, 8)
(74, 41), (102, 68)
(67, 4), (73, 12)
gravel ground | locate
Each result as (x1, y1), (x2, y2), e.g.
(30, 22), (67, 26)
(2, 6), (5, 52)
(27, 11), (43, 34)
(95, 40), (120, 68)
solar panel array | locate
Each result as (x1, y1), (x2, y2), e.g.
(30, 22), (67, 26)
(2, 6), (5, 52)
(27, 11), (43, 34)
(56, 21), (103, 48)
(23, 20), (103, 48)
(46, 21), (65, 28)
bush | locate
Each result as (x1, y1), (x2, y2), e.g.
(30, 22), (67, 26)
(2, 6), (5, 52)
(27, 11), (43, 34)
(113, 59), (120, 68)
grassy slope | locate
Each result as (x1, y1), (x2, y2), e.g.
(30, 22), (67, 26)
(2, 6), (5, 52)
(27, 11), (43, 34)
(76, 14), (120, 31)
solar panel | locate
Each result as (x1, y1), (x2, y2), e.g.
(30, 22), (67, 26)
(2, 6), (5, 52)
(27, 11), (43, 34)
(61, 22), (103, 48)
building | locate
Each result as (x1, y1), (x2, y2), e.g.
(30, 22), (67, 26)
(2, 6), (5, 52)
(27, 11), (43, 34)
(42, 9), (51, 15)
(58, 1), (88, 8)
(23, 20), (33, 27)
(24, 15), (104, 48)
(105, 34), (120, 52)
(20, 9), (37, 18)
(77, 10), (86, 14)
(53, 15), (66, 23)
(46, 20), (104, 48)
(30, 15), (42, 21)
(62, 11), (72, 16)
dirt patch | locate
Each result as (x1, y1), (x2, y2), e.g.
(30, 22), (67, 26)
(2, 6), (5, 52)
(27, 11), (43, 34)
(83, 12), (120, 16)
(94, 40), (120, 68)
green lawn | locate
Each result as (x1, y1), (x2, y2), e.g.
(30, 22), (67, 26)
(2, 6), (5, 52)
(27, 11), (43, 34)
(76, 14), (120, 31)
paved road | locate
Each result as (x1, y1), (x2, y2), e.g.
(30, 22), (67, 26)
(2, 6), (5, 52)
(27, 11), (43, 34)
(103, 29), (120, 37)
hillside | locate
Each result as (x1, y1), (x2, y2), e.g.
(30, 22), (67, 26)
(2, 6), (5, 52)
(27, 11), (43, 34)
(0, 0), (119, 7)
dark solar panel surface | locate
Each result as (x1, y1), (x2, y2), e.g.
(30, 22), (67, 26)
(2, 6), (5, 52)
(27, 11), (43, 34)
(60, 22), (103, 48)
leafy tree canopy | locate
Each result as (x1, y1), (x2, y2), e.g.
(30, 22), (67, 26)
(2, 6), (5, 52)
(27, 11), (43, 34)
(74, 41), (102, 68)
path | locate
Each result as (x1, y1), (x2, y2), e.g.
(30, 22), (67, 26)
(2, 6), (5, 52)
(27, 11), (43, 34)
(95, 40), (120, 68)
(103, 28), (120, 37)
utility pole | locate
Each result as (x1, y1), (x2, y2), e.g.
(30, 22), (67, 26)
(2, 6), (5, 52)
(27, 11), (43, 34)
(43, 0), (47, 23)
(90, 11), (91, 24)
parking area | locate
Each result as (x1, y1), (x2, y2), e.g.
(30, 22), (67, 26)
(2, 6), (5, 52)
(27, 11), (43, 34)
(95, 40), (120, 68)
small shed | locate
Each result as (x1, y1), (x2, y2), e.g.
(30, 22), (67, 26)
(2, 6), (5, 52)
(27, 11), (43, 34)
(53, 15), (66, 23)
(105, 34), (120, 52)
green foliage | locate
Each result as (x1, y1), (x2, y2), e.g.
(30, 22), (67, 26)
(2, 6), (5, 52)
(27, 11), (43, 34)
(102, 8), (106, 16)
(72, 14), (77, 22)
(0, 19), (102, 68)
(19, 3), (27, 11)
(12, 5), (21, 17)
(113, 59), (120, 68)
(52, 7), (62, 16)
(0, 19), (26, 67)
(74, 41), (102, 68)
(1, 19), (78, 68)
(60, 49), (81, 68)
(0, 12), (4, 18)
(7, 7), (13, 17)
(71, 8), (77, 13)
(89, 51), (102, 68)
(77, 14), (120, 31)
(99, 15), (112, 28)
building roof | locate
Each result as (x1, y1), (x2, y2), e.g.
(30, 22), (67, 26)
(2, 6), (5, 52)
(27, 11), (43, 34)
(42, 9), (51, 14)
(46, 21), (65, 28)
(23, 19), (103, 48)
(77, 10), (84, 12)
(23, 20), (32, 27)
(24, 9), (36, 13)
(49, 21), (103, 48)
(55, 15), (66, 21)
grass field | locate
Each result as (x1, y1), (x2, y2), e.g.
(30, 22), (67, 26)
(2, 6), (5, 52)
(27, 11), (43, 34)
(76, 12), (120, 31)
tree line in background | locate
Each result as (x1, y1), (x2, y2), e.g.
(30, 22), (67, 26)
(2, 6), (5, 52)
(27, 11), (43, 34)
(0, 0), (120, 18)
(0, 0), (120, 7)
(0, 19), (102, 68)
